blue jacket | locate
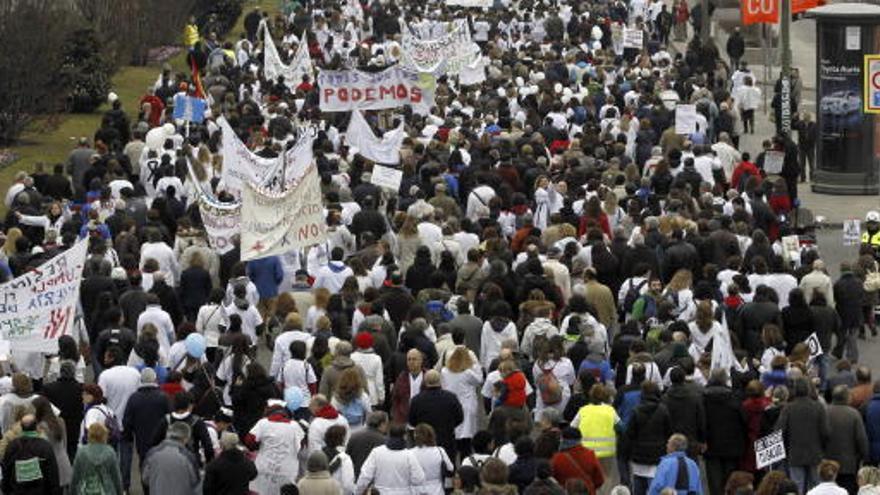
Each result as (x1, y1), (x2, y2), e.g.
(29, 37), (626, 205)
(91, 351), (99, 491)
(648, 451), (702, 495)
(246, 256), (284, 299)
(865, 394), (880, 463)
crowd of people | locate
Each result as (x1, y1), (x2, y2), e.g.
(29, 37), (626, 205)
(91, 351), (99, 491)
(0, 0), (869, 494)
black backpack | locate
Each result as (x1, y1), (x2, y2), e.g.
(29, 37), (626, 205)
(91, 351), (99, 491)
(622, 279), (648, 316)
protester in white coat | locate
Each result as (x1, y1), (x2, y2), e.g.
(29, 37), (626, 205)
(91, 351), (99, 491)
(440, 347), (483, 445)
(355, 423), (427, 495)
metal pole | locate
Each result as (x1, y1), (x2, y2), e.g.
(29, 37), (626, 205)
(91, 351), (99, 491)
(763, 24), (769, 113)
(780, 0), (792, 136)
(700, 0), (710, 44)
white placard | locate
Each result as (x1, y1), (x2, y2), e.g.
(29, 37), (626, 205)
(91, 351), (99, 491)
(763, 150), (785, 175)
(623, 28), (644, 49)
(346, 110), (405, 164)
(370, 164), (403, 191)
(805, 332), (823, 360)
(844, 219), (861, 246)
(755, 430), (786, 469)
(846, 26), (861, 51)
(675, 105), (697, 134)
(0, 240), (88, 352)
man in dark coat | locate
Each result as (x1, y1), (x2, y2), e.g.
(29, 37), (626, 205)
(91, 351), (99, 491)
(776, 377), (830, 494)
(346, 411), (388, 477)
(726, 27), (746, 71)
(834, 261), (865, 360)
(203, 432), (257, 494)
(662, 229), (699, 282)
(1, 414), (60, 494)
(703, 369), (747, 495)
(662, 367), (706, 459)
(123, 368), (171, 465)
(625, 381), (673, 495)
(408, 370), (464, 460)
(826, 385), (868, 494)
(42, 361), (83, 461)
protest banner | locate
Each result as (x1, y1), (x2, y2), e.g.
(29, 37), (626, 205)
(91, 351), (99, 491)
(196, 193), (240, 255)
(241, 163), (327, 261)
(755, 431), (786, 469)
(763, 151), (785, 175)
(263, 23), (313, 89)
(675, 105), (697, 134)
(459, 55), (489, 86)
(218, 117), (314, 197)
(346, 110), (405, 164)
(318, 66), (434, 114)
(844, 219), (861, 245)
(446, 0), (492, 7)
(0, 239), (88, 353)
(172, 94), (207, 123)
(402, 19), (480, 75)
(623, 27), (644, 49)
(370, 164), (404, 191)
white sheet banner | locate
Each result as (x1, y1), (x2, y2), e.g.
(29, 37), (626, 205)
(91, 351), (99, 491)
(317, 66), (434, 113)
(241, 164), (327, 261)
(402, 19), (480, 75)
(197, 193), (240, 255)
(346, 110), (405, 164)
(263, 23), (313, 89)
(459, 55), (488, 86)
(371, 164), (404, 191)
(218, 117), (315, 198)
(0, 239), (88, 352)
(446, 0), (492, 7)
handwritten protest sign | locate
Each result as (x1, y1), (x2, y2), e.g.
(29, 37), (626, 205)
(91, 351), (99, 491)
(0, 239), (88, 352)
(675, 105), (697, 134)
(623, 28), (644, 49)
(402, 19), (480, 75)
(241, 164), (327, 261)
(763, 151), (785, 175)
(805, 333), (823, 360)
(317, 66), (434, 114)
(371, 165), (404, 191)
(844, 219), (861, 246)
(755, 431), (786, 469)
(196, 193), (240, 255)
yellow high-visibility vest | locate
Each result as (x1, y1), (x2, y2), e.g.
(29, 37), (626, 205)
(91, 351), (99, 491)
(862, 231), (880, 247)
(577, 404), (616, 458)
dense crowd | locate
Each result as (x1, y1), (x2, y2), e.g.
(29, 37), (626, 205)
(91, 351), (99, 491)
(0, 0), (872, 494)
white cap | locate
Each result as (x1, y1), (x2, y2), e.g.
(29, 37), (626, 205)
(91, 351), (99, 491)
(867, 211), (880, 222)
(108, 92), (119, 103)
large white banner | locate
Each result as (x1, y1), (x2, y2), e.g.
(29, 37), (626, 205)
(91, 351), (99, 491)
(459, 55), (488, 86)
(446, 0), (492, 7)
(262, 23), (313, 89)
(0, 239), (88, 352)
(218, 117), (314, 198)
(402, 19), (480, 75)
(196, 192), (240, 255)
(346, 110), (405, 164)
(241, 164), (327, 261)
(317, 66), (434, 114)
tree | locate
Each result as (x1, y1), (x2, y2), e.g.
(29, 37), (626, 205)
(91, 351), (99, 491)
(56, 29), (113, 113)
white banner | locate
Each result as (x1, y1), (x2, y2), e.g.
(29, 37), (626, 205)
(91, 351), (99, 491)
(218, 117), (315, 198)
(623, 27), (644, 49)
(197, 193), (240, 255)
(263, 23), (313, 89)
(459, 55), (488, 86)
(0, 239), (88, 352)
(402, 19), (480, 75)
(675, 104), (697, 135)
(763, 150), (785, 175)
(346, 110), (405, 164)
(446, 0), (492, 7)
(317, 66), (434, 114)
(241, 164), (327, 261)
(844, 219), (861, 246)
(370, 164), (404, 191)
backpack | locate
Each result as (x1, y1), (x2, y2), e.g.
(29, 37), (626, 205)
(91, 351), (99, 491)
(737, 169), (754, 192)
(536, 364), (563, 405)
(83, 406), (121, 448)
(622, 279), (649, 316)
(339, 398), (366, 426)
(166, 414), (200, 456)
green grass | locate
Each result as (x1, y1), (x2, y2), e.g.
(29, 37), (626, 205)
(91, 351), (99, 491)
(1, 0), (280, 214)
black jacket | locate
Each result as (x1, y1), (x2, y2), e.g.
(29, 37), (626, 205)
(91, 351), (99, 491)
(663, 383), (706, 444)
(203, 448), (257, 495)
(346, 427), (386, 477)
(625, 393), (672, 465)
(118, 287), (149, 331)
(1, 434), (60, 495)
(408, 388), (464, 457)
(835, 272), (865, 329)
(703, 385), (747, 459)
(179, 266), (213, 312)
(151, 412), (215, 467)
(230, 376), (278, 437)
(42, 378), (83, 461)
(727, 32), (745, 58)
(123, 385), (171, 460)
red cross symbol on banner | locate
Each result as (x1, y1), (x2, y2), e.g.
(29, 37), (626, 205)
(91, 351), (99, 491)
(251, 241), (265, 253)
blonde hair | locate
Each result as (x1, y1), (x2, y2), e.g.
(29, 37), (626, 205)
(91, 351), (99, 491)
(445, 346), (475, 373)
(313, 288), (331, 308)
(4, 228), (22, 256)
(667, 269), (693, 292)
(88, 422), (109, 444)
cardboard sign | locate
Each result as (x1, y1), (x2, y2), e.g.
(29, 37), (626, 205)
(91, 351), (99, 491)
(675, 105), (697, 134)
(755, 431), (786, 469)
(763, 150), (785, 175)
(623, 28), (644, 49)
(844, 219), (861, 245)
(370, 164), (403, 191)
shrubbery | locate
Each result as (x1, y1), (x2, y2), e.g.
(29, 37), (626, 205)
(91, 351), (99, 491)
(56, 29), (113, 113)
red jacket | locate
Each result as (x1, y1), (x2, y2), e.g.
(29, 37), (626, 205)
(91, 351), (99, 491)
(578, 213), (610, 238)
(730, 160), (763, 191)
(501, 371), (527, 408)
(551, 445), (605, 493)
(391, 371), (423, 424)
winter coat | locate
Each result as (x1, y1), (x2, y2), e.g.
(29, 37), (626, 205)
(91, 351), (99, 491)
(550, 444), (605, 492)
(122, 385), (171, 461)
(230, 375), (278, 436)
(43, 377), (83, 461)
(408, 388), (464, 457)
(663, 383), (706, 445)
(319, 356), (368, 400)
(297, 471), (343, 495)
(776, 396), (830, 466)
(835, 272), (866, 329)
(1, 433), (60, 495)
(703, 385), (746, 459)
(70, 443), (122, 495)
(826, 404), (868, 474)
(246, 256), (284, 299)
(864, 394), (880, 463)
(625, 393), (673, 465)
(142, 440), (200, 495)
(203, 448), (258, 495)
(179, 266), (212, 313)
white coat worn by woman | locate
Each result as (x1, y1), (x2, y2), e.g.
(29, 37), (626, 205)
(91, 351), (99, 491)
(355, 443), (426, 495)
(441, 360), (483, 441)
(410, 446), (454, 495)
(249, 416), (306, 494)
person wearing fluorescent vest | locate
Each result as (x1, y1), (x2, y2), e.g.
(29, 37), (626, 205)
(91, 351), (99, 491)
(570, 384), (619, 481)
(862, 211), (880, 261)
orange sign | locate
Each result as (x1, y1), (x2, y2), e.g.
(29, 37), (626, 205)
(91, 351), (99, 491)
(742, 0), (822, 25)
